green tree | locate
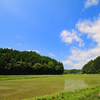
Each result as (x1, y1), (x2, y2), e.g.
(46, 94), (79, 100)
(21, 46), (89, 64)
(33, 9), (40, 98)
(82, 56), (100, 74)
(32, 63), (43, 74)
(0, 48), (64, 75)
(48, 62), (55, 74)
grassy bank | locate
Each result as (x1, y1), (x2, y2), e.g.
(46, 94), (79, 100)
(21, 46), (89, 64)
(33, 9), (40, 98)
(0, 74), (100, 100)
(24, 85), (100, 100)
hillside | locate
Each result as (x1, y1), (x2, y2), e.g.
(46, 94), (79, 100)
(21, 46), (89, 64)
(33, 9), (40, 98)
(0, 48), (64, 75)
(82, 56), (100, 74)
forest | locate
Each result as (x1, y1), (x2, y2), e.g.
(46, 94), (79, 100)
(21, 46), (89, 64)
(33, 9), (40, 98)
(82, 56), (100, 74)
(0, 48), (64, 75)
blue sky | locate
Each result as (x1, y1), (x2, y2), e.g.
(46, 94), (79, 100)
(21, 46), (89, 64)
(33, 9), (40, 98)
(0, 0), (100, 69)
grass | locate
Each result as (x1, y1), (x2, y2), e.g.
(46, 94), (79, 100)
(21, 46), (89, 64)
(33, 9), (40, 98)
(25, 85), (100, 100)
(0, 74), (100, 100)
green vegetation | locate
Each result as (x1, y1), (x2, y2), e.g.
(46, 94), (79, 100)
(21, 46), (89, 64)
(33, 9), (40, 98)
(1, 48), (100, 100)
(0, 48), (64, 75)
(0, 74), (100, 100)
(82, 56), (100, 74)
(64, 69), (81, 74)
(25, 85), (100, 100)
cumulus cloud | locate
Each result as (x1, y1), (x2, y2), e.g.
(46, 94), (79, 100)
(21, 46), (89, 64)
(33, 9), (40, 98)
(60, 29), (84, 47)
(84, 0), (99, 8)
(61, 60), (73, 65)
(27, 50), (39, 53)
(61, 16), (100, 69)
(50, 53), (56, 57)
(62, 46), (100, 69)
(76, 17), (100, 44)
(69, 47), (100, 69)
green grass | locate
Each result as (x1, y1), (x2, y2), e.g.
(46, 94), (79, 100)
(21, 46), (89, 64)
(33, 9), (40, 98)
(25, 85), (100, 100)
(0, 74), (100, 100)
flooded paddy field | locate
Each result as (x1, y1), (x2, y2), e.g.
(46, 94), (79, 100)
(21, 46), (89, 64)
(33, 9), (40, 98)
(0, 74), (100, 100)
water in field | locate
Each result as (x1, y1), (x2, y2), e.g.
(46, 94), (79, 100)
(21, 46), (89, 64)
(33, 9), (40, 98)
(64, 79), (88, 91)
(0, 75), (100, 100)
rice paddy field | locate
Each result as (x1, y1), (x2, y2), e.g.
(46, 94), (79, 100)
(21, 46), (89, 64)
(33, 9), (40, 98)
(0, 74), (100, 100)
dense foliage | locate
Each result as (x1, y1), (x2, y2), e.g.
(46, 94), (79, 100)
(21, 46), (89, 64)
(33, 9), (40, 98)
(64, 69), (81, 74)
(24, 85), (100, 100)
(82, 56), (100, 74)
(0, 48), (64, 75)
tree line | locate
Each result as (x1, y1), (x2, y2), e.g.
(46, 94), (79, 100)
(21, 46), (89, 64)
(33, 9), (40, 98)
(64, 69), (81, 74)
(0, 48), (64, 75)
(82, 56), (100, 74)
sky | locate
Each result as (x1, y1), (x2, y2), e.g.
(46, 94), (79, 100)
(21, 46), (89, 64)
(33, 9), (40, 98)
(0, 0), (100, 69)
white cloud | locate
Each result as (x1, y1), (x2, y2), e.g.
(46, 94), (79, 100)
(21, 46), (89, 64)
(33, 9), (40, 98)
(71, 61), (86, 69)
(79, 42), (85, 47)
(27, 50), (31, 52)
(76, 17), (100, 44)
(61, 60), (73, 65)
(62, 46), (100, 69)
(7, 47), (11, 49)
(69, 46), (100, 69)
(34, 50), (39, 53)
(27, 50), (39, 53)
(84, 0), (99, 8)
(90, 43), (95, 46)
(60, 29), (84, 47)
(69, 48), (91, 61)
(61, 16), (100, 69)
(50, 53), (56, 57)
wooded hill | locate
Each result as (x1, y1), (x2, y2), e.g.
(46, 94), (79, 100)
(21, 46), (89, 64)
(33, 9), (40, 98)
(0, 48), (64, 75)
(82, 56), (100, 74)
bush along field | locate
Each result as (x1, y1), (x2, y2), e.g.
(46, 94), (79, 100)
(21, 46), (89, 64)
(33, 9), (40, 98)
(24, 85), (100, 100)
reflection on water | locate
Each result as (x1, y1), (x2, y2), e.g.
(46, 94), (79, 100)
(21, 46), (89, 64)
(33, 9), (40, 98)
(64, 79), (88, 91)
